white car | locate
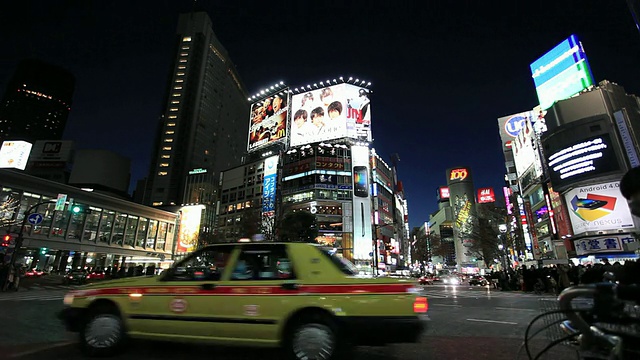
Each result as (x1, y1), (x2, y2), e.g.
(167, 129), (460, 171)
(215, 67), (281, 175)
(441, 275), (460, 285)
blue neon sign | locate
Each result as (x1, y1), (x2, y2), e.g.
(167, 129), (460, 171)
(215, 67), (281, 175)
(530, 34), (595, 110)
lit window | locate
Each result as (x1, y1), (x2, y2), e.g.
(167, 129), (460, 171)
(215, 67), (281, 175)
(172, 93), (181, 97)
(165, 130), (175, 135)
(167, 123), (176, 127)
(171, 100), (180, 104)
(168, 116), (177, 119)
(170, 108), (179, 112)
(158, 171), (168, 176)
(173, 86), (183, 90)
(182, 36), (192, 42)
(161, 155), (170, 159)
(177, 72), (185, 76)
(162, 147), (172, 151)
(164, 138), (173, 143)
(179, 59), (187, 63)
(180, 53), (188, 57)
(181, 46), (190, 50)
(178, 66), (186, 70)
(152, 202), (163, 206)
(175, 79), (184, 83)
(160, 163), (169, 167)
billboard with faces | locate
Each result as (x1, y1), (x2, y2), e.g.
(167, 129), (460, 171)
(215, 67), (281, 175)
(290, 83), (371, 147)
(247, 93), (289, 152)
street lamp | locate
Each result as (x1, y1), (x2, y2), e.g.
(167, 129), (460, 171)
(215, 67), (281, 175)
(3, 200), (55, 291)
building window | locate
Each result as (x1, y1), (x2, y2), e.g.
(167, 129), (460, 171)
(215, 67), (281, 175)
(175, 79), (184, 83)
(168, 115), (177, 119)
(177, 72), (185, 76)
(171, 100), (180, 104)
(161, 155), (170, 159)
(172, 93), (181, 97)
(182, 36), (192, 42)
(174, 86), (183, 90)
(167, 123), (176, 127)
(178, 66), (186, 70)
(165, 130), (175, 135)
(170, 108), (179, 112)
(158, 171), (168, 176)
(160, 163), (169, 167)
(181, 46), (190, 50)
(162, 146), (172, 151)
(152, 202), (163, 206)
(180, 53), (189, 57)
(164, 138), (173, 143)
(124, 215), (138, 247)
(179, 59), (187, 63)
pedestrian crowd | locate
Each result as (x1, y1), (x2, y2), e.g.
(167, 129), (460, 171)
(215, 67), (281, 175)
(488, 258), (640, 294)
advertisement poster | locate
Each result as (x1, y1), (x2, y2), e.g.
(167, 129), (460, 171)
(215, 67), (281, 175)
(477, 187), (495, 203)
(564, 181), (635, 235)
(351, 145), (373, 260)
(247, 93), (289, 151)
(446, 167), (477, 265)
(177, 205), (205, 253)
(0, 141), (33, 170)
(290, 83), (371, 147)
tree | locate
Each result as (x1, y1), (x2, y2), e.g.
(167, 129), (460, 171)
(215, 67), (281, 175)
(278, 210), (318, 242)
(410, 227), (444, 273)
(466, 209), (505, 268)
(0, 196), (19, 230)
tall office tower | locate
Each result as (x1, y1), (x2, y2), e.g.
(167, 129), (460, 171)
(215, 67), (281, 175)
(144, 12), (249, 207)
(0, 59), (75, 143)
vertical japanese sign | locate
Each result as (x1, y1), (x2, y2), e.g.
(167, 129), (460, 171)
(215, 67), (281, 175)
(262, 155), (279, 230)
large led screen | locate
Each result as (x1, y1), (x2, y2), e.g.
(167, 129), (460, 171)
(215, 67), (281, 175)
(545, 133), (620, 190)
(290, 83), (371, 147)
(247, 93), (289, 152)
(530, 34), (595, 110)
(351, 145), (373, 260)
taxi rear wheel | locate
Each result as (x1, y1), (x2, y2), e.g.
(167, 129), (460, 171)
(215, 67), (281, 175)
(286, 315), (347, 360)
(79, 308), (125, 357)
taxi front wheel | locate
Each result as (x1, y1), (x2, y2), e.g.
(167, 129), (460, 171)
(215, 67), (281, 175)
(285, 315), (350, 360)
(79, 310), (126, 357)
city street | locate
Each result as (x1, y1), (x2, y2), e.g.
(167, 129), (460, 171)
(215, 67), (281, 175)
(0, 284), (573, 360)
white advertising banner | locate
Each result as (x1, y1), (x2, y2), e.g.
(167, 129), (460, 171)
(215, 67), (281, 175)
(574, 235), (627, 256)
(564, 181), (635, 235)
(290, 83), (371, 147)
(0, 141), (32, 170)
(512, 119), (543, 178)
(351, 145), (373, 260)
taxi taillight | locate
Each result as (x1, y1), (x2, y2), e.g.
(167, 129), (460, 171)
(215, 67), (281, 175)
(413, 296), (428, 313)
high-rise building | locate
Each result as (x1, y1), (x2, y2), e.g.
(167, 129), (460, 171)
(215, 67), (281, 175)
(144, 12), (249, 208)
(0, 59), (75, 143)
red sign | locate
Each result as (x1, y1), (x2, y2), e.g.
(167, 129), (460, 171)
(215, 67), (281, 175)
(449, 168), (468, 181)
(438, 186), (450, 199)
(477, 187), (495, 203)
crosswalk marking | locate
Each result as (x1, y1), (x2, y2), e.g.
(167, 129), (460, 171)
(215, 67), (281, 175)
(420, 287), (553, 299)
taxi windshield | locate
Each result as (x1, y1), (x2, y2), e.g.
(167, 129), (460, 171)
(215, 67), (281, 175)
(317, 247), (358, 275)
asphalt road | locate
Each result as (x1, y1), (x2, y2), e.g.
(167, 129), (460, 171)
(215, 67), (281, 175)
(0, 284), (573, 360)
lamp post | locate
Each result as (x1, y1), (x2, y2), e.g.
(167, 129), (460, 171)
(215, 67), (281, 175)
(3, 200), (55, 291)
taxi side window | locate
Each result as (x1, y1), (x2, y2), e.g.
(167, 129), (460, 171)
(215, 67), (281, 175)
(171, 247), (233, 281)
(231, 245), (295, 281)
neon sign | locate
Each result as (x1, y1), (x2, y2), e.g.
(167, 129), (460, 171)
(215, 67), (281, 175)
(449, 168), (468, 181)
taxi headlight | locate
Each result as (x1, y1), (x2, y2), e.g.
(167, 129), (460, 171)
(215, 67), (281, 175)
(63, 294), (74, 306)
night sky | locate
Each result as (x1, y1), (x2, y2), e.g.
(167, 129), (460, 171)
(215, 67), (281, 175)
(1, 1), (639, 229)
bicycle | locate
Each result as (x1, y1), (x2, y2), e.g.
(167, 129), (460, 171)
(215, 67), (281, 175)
(520, 278), (640, 359)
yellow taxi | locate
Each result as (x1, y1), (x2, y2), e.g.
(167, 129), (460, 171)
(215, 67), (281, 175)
(59, 242), (428, 359)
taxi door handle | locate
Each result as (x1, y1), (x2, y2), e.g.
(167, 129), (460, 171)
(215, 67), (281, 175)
(201, 283), (216, 291)
(281, 283), (299, 290)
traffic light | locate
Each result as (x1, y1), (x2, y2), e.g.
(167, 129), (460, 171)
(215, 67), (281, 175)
(1, 234), (11, 247)
(40, 247), (48, 255)
(70, 204), (91, 214)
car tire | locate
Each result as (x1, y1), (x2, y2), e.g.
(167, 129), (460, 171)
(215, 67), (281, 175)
(79, 307), (126, 357)
(284, 313), (349, 360)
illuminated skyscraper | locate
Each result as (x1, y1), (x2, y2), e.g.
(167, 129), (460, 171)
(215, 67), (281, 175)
(144, 12), (249, 207)
(0, 59), (75, 143)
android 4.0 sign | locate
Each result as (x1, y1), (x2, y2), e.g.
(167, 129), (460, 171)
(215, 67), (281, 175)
(564, 182), (635, 234)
